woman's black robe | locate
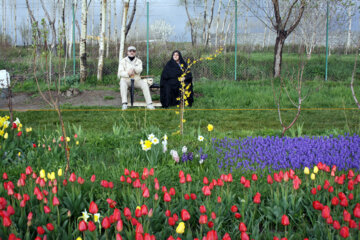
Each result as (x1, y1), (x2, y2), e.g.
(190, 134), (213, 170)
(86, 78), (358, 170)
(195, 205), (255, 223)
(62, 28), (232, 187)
(160, 51), (194, 108)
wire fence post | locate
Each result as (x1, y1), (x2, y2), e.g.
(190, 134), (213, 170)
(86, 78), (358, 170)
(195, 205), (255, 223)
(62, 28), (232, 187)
(234, 0), (238, 81)
(72, 1), (76, 76)
(146, 0), (149, 75)
(325, 0), (329, 82)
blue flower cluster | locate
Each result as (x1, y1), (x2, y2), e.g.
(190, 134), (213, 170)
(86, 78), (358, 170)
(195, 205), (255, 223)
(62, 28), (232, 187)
(213, 134), (360, 172)
(181, 152), (193, 162)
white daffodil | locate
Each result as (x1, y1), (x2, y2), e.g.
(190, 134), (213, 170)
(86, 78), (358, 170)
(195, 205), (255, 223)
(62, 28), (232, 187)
(14, 118), (21, 125)
(148, 134), (155, 141)
(163, 134), (168, 141)
(198, 136), (204, 142)
(82, 209), (90, 222)
(152, 137), (159, 145)
(94, 213), (101, 223)
(140, 140), (144, 145)
(3, 121), (10, 129)
(182, 146), (187, 153)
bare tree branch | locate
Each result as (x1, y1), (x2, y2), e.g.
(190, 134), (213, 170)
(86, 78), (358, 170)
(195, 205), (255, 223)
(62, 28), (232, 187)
(125, 0), (137, 37)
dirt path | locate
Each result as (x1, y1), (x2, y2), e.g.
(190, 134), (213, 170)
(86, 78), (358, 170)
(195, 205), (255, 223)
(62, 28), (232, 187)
(0, 90), (162, 110)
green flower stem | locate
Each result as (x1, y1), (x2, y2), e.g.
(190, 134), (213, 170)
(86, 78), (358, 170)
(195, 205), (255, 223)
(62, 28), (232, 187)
(57, 206), (60, 226)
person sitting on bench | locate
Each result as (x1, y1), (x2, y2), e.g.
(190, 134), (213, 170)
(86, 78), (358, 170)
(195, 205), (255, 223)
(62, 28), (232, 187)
(118, 46), (154, 110)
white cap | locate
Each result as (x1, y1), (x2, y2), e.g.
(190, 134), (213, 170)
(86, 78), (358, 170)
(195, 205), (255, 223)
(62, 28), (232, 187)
(128, 46), (136, 51)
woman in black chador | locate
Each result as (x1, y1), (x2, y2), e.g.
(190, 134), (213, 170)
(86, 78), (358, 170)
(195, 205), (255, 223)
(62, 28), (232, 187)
(160, 50), (194, 108)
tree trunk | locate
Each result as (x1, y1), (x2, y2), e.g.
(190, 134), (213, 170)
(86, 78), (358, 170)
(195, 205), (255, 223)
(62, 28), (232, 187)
(205, 0), (216, 47)
(40, 0), (57, 55)
(106, 0), (111, 58)
(215, 0), (222, 48)
(62, 0), (66, 56)
(125, 0), (137, 38)
(345, 6), (352, 55)
(221, 0), (231, 46)
(202, 0), (208, 44)
(273, 33), (286, 78)
(262, 26), (267, 49)
(114, 0), (118, 56)
(117, 1), (129, 78)
(14, 0), (17, 46)
(2, 0), (6, 43)
(184, 0), (196, 46)
(97, 0), (107, 81)
(80, 0), (88, 83)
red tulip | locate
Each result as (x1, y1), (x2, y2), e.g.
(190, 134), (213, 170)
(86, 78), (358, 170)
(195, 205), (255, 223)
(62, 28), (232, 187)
(184, 193), (190, 200)
(281, 215), (290, 226)
(217, 196), (222, 203)
(251, 174), (258, 181)
(203, 177), (209, 185)
(267, 175), (273, 184)
(273, 173), (281, 182)
(102, 217), (111, 229)
(2, 215), (11, 227)
(186, 174), (192, 182)
(46, 223), (54, 231)
(169, 188), (176, 196)
(200, 205), (206, 213)
(51, 196), (59, 207)
(343, 209), (351, 222)
(312, 201), (324, 210)
(168, 217), (175, 226)
(190, 193), (197, 200)
(7, 205), (15, 216)
(89, 201), (98, 214)
(348, 193), (354, 200)
(231, 205), (238, 213)
(241, 232), (250, 240)
(240, 176), (246, 184)
(340, 198), (349, 207)
(44, 206), (51, 214)
(165, 210), (171, 217)
(116, 219), (123, 232)
(206, 230), (218, 240)
(273, 237), (280, 240)
(202, 185), (211, 196)
(333, 220), (341, 230)
(239, 222), (247, 232)
(181, 209), (190, 221)
(135, 223), (144, 234)
(353, 205), (360, 218)
(17, 131), (22, 137)
(37, 226), (45, 235)
(199, 215), (208, 224)
(328, 186), (334, 193)
(222, 233), (231, 240)
(326, 216), (333, 224)
(88, 221), (96, 232)
(25, 166), (33, 175)
(78, 220), (88, 232)
(235, 213), (242, 219)
(164, 192), (171, 202)
(91, 175), (96, 182)
(211, 212), (216, 220)
(69, 173), (76, 182)
(253, 192), (261, 204)
(310, 188), (317, 195)
(208, 221), (214, 228)
(244, 180), (251, 188)
(141, 205), (148, 216)
(124, 168), (130, 175)
(173, 213), (178, 221)
(321, 206), (331, 219)
(339, 226), (349, 238)
(331, 197), (339, 206)
(349, 219), (357, 228)
(113, 208), (122, 221)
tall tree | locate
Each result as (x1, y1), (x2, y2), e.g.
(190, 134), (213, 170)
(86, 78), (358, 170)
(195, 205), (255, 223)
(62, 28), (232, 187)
(2, 0), (6, 43)
(13, 0), (17, 46)
(62, 0), (66, 56)
(117, 0), (130, 78)
(97, 0), (107, 81)
(205, 0), (216, 46)
(184, 0), (196, 46)
(106, 0), (111, 58)
(240, 0), (306, 78)
(40, 0), (58, 55)
(125, 0), (137, 37)
(80, 0), (92, 83)
(215, 0), (223, 47)
(114, 0), (118, 56)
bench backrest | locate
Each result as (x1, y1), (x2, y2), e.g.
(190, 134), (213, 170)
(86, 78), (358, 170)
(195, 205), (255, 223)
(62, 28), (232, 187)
(0, 70), (10, 88)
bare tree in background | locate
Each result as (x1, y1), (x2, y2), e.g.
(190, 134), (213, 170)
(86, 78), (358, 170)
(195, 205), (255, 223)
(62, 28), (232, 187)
(215, 0), (223, 47)
(344, 1), (356, 54)
(80, 0), (92, 83)
(97, 0), (107, 81)
(125, 0), (137, 38)
(106, 0), (111, 58)
(61, 0), (66, 56)
(205, 0), (216, 47)
(295, 0), (333, 59)
(40, 0), (58, 55)
(184, 0), (197, 46)
(2, 0), (6, 44)
(117, 0), (130, 78)
(114, 0), (119, 56)
(13, 0), (17, 46)
(240, 0), (306, 78)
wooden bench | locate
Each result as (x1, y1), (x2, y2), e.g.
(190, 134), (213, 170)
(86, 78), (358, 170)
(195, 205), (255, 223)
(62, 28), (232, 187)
(129, 75), (160, 106)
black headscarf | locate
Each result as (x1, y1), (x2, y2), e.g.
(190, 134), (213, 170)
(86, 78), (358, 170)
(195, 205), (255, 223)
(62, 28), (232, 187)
(169, 50), (187, 69)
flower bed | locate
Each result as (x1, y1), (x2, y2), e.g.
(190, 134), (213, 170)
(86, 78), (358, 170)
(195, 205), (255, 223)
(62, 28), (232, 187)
(214, 135), (360, 172)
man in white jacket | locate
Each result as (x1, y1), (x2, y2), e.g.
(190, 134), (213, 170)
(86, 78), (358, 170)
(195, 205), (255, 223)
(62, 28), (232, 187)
(118, 46), (154, 110)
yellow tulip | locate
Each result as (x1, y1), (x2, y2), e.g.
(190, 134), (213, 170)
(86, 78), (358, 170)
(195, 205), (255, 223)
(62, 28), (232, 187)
(313, 166), (319, 174)
(47, 173), (51, 179)
(76, 237), (82, 240)
(40, 169), (46, 179)
(207, 124), (214, 132)
(4, 132), (8, 139)
(310, 173), (316, 180)
(26, 127), (32, 133)
(66, 137), (70, 142)
(176, 222), (185, 234)
(304, 167), (310, 175)
(76, 141), (79, 145)
(58, 169), (63, 177)
(18, 152), (21, 157)
(50, 172), (56, 180)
